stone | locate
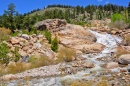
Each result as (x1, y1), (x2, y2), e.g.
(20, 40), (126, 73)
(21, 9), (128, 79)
(21, 34), (30, 40)
(10, 37), (20, 44)
(21, 55), (30, 63)
(118, 54), (130, 65)
(34, 19), (67, 32)
(1, 74), (17, 81)
(82, 61), (95, 68)
(126, 64), (130, 72)
(106, 62), (119, 69)
(18, 51), (27, 57)
(8, 61), (16, 67)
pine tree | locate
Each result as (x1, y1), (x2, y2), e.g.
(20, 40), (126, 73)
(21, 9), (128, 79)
(51, 36), (58, 52)
(4, 3), (17, 33)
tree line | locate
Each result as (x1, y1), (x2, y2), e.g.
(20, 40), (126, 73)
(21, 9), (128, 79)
(0, 3), (130, 33)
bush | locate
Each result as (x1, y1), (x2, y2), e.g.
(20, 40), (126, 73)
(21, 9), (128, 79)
(111, 13), (125, 22)
(110, 13), (129, 30)
(0, 28), (11, 42)
(44, 30), (52, 44)
(110, 20), (129, 30)
(51, 36), (58, 52)
(11, 47), (21, 62)
(0, 43), (10, 64)
(30, 55), (55, 68)
(57, 47), (76, 62)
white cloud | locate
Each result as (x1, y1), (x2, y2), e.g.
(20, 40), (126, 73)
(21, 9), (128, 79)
(97, 0), (103, 2)
(105, 1), (109, 4)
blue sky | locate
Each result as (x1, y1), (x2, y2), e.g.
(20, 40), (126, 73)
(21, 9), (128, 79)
(0, 0), (129, 15)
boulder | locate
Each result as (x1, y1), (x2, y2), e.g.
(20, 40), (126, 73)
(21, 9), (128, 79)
(21, 55), (30, 63)
(21, 34), (30, 40)
(1, 74), (17, 81)
(34, 19), (67, 32)
(73, 43), (105, 53)
(82, 61), (95, 68)
(126, 64), (130, 72)
(106, 62), (119, 69)
(18, 51), (27, 57)
(10, 37), (20, 44)
(118, 54), (130, 65)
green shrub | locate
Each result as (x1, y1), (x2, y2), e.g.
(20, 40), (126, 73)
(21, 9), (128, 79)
(12, 47), (21, 62)
(110, 13), (129, 29)
(51, 36), (58, 52)
(0, 43), (10, 64)
(44, 30), (52, 44)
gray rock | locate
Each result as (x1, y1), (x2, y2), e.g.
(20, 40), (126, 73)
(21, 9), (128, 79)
(21, 55), (30, 63)
(126, 64), (130, 72)
(21, 34), (30, 40)
(118, 54), (130, 65)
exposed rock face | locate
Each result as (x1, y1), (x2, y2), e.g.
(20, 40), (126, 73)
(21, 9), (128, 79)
(57, 24), (104, 54)
(106, 62), (119, 69)
(34, 19), (67, 32)
(118, 54), (130, 65)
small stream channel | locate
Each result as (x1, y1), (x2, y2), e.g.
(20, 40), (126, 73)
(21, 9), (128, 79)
(3, 30), (122, 86)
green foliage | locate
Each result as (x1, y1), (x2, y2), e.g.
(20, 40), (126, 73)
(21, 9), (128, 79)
(111, 13), (125, 22)
(4, 3), (17, 33)
(110, 13), (129, 29)
(12, 47), (20, 62)
(51, 36), (58, 52)
(0, 43), (10, 64)
(44, 30), (52, 44)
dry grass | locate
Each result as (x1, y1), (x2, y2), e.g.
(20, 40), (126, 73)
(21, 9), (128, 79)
(57, 47), (76, 62)
(70, 80), (93, 86)
(8, 62), (30, 74)
(30, 55), (56, 68)
(0, 28), (11, 42)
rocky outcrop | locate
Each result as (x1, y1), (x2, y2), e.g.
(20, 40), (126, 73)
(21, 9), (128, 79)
(57, 24), (104, 54)
(6, 34), (55, 62)
(118, 54), (130, 65)
(34, 19), (67, 32)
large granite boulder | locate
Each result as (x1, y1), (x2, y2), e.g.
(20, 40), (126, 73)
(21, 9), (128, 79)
(34, 19), (67, 32)
(118, 54), (130, 65)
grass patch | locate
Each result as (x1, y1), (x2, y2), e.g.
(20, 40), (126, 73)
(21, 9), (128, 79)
(57, 47), (76, 62)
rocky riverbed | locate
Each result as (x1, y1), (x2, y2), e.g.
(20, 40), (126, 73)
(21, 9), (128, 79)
(1, 29), (130, 86)
(0, 19), (130, 86)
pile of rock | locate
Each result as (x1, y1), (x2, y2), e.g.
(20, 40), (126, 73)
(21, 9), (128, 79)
(34, 19), (67, 32)
(5, 34), (55, 62)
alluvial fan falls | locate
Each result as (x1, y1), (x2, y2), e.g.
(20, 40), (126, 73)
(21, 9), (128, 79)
(3, 30), (123, 86)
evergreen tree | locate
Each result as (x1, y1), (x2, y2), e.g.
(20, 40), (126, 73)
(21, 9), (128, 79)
(51, 36), (58, 52)
(4, 3), (17, 33)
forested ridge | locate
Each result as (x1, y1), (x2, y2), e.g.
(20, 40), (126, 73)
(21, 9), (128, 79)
(0, 3), (130, 32)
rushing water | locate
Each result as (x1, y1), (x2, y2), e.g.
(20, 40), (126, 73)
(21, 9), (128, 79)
(4, 30), (122, 86)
